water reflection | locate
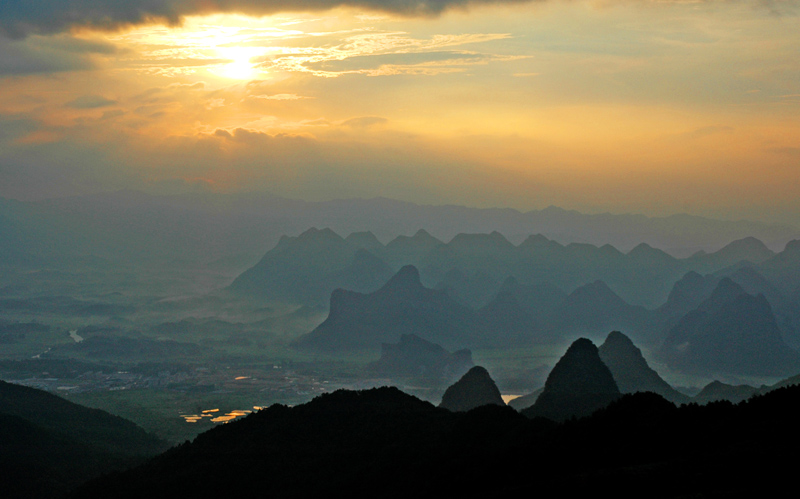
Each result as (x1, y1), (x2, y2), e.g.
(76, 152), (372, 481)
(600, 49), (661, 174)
(180, 407), (261, 424)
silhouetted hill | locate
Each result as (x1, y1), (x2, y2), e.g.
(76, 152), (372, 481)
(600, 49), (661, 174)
(693, 380), (758, 405)
(689, 236), (775, 271)
(546, 280), (648, 340)
(432, 267), (501, 308)
(475, 277), (566, 344)
(476, 287), (533, 343)
(656, 271), (719, 323)
(345, 230), (384, 251)
(657, 278), (800, 376)
(439, 231), (516, 277)
(626, 242), (677, 267)
(293, 265), (476, 351)
(760, 239), (800, 300)
(438, 366), (505, 412)
(0, 380), (167, 498)
(0, 380), (166, 455)
(73, 384), (800, 498)
(523, 338), (620, 421)
(331, 248), (395, 294)
(498, 276), (567, 315)
(598, 331), (689, 404)
(368, 334), (473, 380)
(384, 229), (444, 268)
(229, 228), (394, 304)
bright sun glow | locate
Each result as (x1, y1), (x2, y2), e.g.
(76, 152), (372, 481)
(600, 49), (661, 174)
(110, 15), (304, 81)
(214, 46), (264, 80)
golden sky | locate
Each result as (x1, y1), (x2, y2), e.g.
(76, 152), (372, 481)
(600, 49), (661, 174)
(1, 1), (798, 224)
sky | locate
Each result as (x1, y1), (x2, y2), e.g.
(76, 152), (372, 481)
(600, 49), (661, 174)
(1, 0), (799, 225)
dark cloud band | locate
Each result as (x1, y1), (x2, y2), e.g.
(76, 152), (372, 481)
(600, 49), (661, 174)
(0, 0), (528, 38)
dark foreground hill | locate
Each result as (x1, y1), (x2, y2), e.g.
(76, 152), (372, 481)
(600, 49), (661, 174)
(0, 381), (168, 499)
(73, 385), (800, 498)
(523, 338), (620, 421)
(598, 331), (689, 405)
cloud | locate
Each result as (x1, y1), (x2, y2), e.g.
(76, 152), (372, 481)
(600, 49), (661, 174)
(66, 95), (118, 109)
(253, 31), (513, 77)
(0, 116), (39, 143)
(0, 0), (539, 39)
(0, 35), (113, 75)
(305, 51), (486, 72)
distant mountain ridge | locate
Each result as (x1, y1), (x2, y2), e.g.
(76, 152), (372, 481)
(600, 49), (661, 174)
(274, 230), (800, 356)
(230, 224), (800, 314)
(3, 191), (798, 269)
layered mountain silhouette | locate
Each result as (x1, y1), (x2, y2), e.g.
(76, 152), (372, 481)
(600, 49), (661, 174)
(438, 366), (505, 412)
(598, 331), (689, 404)
(368, 334), (473, 380)
(293, 265), (476, 350)
(224, 223), (800, 320)
(657, 278), (800, 376)
(522, 338), (620, 421)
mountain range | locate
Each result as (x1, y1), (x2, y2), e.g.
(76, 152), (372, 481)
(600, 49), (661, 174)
(3, 191), (798, 271)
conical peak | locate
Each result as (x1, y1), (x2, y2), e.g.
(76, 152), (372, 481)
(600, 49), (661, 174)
(297, 227), (343, 241)
(629, 242), (654, 253)
(386, 229), (443, 249)
(783, 239), (800, 253)
(602, 330), (635, 350)
(680, 271), (704, 285)
(413, 229), (436, 240)
(383, 265), (423, 290)
(345, 231), (382, 248)
(461, 365), (492, 381)
(539, 337), (619, 398)
(448, 231), (513, 248)
(719, 236), (768, 253)
(709, 277), (746, 302)
(520, 234), (552, 247)
(565, 337), (598, 356)
(438, 365), (504, 412)
(628, 242), (670, 260)
(571, 280), (616, 299)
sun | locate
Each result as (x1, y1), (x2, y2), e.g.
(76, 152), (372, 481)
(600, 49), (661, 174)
(214, 47), (263, 80)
